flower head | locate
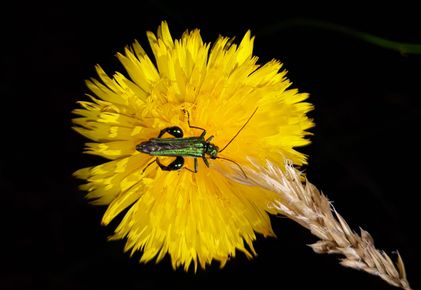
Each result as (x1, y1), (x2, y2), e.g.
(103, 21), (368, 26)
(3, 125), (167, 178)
(73, 21), (313, 270)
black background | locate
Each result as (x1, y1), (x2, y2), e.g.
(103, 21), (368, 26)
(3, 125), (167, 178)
(3, 1), (420, 289)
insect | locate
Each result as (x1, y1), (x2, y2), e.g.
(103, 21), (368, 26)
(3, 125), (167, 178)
(136, 108), (258, 177)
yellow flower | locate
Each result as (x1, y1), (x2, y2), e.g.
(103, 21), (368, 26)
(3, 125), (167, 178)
(73, 21), (313, 271)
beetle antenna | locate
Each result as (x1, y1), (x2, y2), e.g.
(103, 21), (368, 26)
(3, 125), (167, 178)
(216, 156), (248, 179)
(219, 107), (258, 153)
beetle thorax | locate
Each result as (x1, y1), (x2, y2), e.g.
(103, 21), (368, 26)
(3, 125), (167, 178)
(206, 143), (219, 159)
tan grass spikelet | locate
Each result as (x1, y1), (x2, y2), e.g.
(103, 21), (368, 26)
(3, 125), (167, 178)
(226, 159), (411, 290)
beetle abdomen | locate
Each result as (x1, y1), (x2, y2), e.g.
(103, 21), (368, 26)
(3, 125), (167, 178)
(136, 138), (205, 157)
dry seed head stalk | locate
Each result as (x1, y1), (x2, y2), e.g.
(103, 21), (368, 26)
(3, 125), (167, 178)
(226, 159), (411, 290)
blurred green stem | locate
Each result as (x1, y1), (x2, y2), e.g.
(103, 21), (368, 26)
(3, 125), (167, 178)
(258, 18), (421, 55)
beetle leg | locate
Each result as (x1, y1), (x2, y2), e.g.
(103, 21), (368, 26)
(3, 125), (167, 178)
(142, 158), (158, 173)
(181, 158), (197, 173)
(184, 110), (206, 138)
(157, 126), (184, 138)
(183, 167), (195, 173)
(194, 158), (198, 173)
(202, 156), (210, 168)
(156, 156), (185, 171)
